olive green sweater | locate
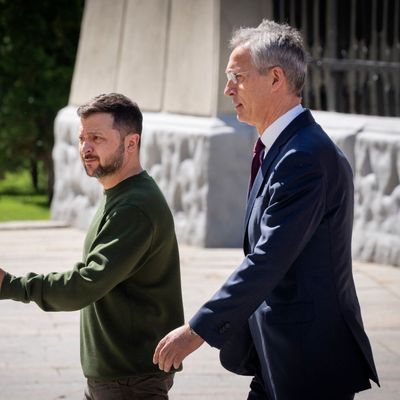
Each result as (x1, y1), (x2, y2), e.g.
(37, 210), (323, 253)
(0, 171), (184, 379)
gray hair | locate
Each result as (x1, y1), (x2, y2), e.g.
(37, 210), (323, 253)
(230, 20), (307, 96)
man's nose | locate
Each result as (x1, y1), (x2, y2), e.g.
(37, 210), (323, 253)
(81, 141), (93, 154)
(224, 79), (235, 97)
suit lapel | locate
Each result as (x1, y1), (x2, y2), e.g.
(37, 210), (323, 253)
(243, 110), (315, 232)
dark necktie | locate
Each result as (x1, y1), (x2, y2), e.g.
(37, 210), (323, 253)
(249, 137), (265, 192)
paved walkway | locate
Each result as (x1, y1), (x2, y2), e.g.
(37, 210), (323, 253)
(0, 222), (399, 399)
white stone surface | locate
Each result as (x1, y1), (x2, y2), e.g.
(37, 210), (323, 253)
(68, 0), (268, 116)
(313, 111), (400, 267)
(163, 0), (217, 116)
(353, 131), (400, 267)
(69, 0), (125, 105)
(51, 108), (400, 265)
(58, 0), (400, 264)
(116, 0), (169, 111)
(51, 107), (255, 247)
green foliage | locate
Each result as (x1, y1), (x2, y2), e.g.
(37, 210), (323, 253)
(0, 170), (50, 221)
(0, 195), (50, 221)
(0, 0), (84, 195)
(0, 168), (47, 195)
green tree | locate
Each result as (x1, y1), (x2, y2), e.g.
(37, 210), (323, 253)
(0, 0), (84, 201)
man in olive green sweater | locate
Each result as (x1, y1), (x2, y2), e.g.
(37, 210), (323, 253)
(0, 93), (184, 399)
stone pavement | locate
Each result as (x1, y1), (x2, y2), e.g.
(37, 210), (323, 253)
(0, 222), (399, 400)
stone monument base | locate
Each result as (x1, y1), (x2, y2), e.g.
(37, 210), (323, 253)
(52, 107), (400, 266)
(52, 106), (256, 247)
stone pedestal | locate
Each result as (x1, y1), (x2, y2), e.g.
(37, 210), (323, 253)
(51, 0), (400, 265)
(53, 108), (400, 263)
(52, 106), (256, 247)
(353, 131), (400, 266)
(313, 111), (400, 267)
(53, 0), (267, 246)
(69, 0), (268, 115)
(141, 112), (256, 246)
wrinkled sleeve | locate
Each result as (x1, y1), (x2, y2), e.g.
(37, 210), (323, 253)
(0, 206), (153, 311)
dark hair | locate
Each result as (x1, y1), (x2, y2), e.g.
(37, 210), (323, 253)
(77, 93), (143, 136)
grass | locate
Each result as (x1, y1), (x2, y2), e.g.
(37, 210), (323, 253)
(0, 169), (50, 222)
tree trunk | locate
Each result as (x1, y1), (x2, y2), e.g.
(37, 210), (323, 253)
(43, 151), (54, 205)
(30, 158), (39, 191)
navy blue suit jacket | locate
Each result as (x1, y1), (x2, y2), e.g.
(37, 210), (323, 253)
(190, 110), (379, 399)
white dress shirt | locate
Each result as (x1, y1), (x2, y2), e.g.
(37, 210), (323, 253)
(260, 104), (305, 157)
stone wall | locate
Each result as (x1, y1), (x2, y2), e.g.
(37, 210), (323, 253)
(51, 107), (400, 266)
(51, 107), (256, 247)
(313, 111), (400, 267)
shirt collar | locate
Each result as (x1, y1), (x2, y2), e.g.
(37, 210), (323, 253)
(260, 104), (304, 155)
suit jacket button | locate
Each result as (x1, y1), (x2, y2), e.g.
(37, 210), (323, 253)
(219, 322), (230, 334)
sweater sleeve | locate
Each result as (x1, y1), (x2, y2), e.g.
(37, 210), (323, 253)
(0, 206), (153, 311)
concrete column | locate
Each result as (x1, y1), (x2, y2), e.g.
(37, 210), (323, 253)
(69, 0), (125, 104)
(69, 0), (269, 115)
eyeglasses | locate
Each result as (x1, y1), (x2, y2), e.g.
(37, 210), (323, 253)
(226, 70), (249, 85)
(226, 66), (278, 84)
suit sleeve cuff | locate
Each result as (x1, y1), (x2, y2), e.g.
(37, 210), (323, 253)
(189, 311), (228, 349)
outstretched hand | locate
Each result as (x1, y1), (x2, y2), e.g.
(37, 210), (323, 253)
(153, 324), (204, 372)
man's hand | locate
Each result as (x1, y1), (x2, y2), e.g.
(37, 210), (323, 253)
(153, 324), (204, 372)
(0, 268), (5, 290)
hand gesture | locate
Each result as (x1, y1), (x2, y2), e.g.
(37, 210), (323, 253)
(153, 324), (204, 372)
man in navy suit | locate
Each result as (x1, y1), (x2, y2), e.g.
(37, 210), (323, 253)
(154, 20), (379, 400)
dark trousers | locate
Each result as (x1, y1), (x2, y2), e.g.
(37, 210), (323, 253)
(247, 375), (270, 400)
(83, 373), (174, 400)
(247, 376), (355, 400)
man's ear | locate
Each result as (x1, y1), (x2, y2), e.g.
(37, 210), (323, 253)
(126, 133), (140, 151)
(270, 66), (285, 91)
